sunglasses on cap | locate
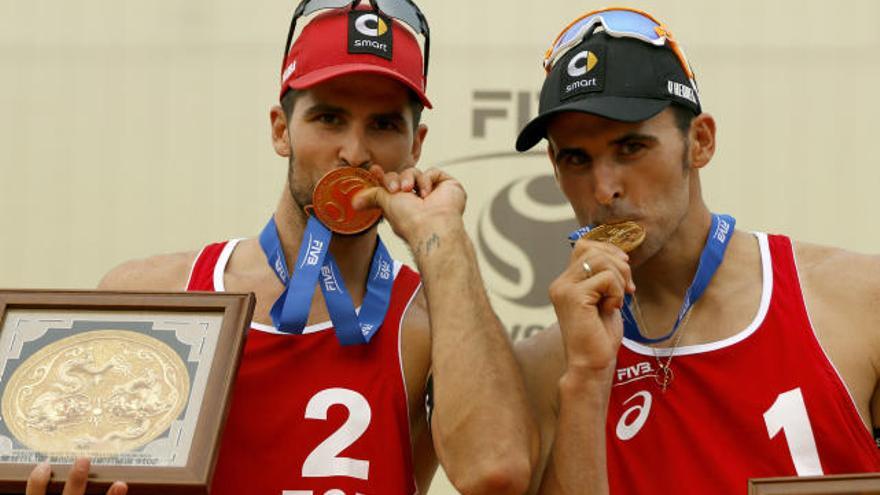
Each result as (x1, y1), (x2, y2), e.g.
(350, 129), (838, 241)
(282, 0), (431, 77)
(543, 7), (694, 81)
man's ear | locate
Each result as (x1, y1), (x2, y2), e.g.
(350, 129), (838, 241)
(270, 105), (291, 158)
(688, 113), (716, 170)
(410, 123), (428, 165)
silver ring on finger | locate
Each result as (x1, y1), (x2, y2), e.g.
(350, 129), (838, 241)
(582, 259), (594, 278)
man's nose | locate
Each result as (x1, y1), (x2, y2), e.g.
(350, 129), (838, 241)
(592, 161), (623, 206)
(337, 127), (371, 168)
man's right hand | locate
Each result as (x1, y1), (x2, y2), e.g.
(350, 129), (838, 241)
(27, 457), (127, 495)
(352, 165), (467, 249)
(549, 238), (635, 379)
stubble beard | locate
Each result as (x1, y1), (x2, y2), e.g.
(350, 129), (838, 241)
(287, 154), (314, 221)
(629, 149), (692, 268)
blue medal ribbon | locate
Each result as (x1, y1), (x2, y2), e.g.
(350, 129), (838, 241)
(259, 215), (394, 345)
(568, 213), (736, 344)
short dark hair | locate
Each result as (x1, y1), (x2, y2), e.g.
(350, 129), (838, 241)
(280, 89), (302, 120)
(670, 103), (698, 135)
(280, 89), (424, 131)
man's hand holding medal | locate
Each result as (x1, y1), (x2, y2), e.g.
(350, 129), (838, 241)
(552, 222), (644, 379)
(351, 165), (467, 252)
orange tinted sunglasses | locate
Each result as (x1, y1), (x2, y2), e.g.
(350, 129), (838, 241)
(543, 6), (694, 81)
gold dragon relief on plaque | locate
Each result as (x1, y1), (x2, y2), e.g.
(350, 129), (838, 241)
(0, 330), (190, 456)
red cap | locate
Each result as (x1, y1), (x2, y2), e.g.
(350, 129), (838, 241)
(280, 8), (431, 108)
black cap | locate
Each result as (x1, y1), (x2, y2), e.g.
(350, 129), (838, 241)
(516, 31), (701, 152)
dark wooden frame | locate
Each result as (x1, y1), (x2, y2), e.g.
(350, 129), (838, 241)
(0, 290), (255, 495)
(750, 473), (880, 494)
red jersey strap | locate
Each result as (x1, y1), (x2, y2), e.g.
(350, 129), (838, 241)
(186, 241), (229, 291)
(389, 264), (421, 311)
(765, 234), (814, 330)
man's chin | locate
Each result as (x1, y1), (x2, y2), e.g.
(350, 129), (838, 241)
(627, 240), (660, 269)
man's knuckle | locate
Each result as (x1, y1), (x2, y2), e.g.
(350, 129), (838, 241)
(548, 280), (569, 302)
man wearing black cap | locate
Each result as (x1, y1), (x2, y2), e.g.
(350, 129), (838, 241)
(515, 7), (880, 494)
(26, 2), (536, 494)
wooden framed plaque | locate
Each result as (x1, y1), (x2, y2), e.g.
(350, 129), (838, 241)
(0, 290), (255, 494)
(750, 473), (880, 494)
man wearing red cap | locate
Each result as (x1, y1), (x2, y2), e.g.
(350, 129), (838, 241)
(26, 2), (536, 494)
(515, 7), (880, 495)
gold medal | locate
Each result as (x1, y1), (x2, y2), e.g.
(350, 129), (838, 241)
(311, 168), (382, 235)
(1, 330), (189, 456)
(584, 221), (646, 253)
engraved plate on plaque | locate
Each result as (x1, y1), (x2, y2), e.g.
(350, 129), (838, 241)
(1, 330), (190, 457)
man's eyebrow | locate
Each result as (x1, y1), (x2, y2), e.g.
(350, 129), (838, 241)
(371, 111), (406, 122)
(303, 103), (350, 117)
(610, 132), (658, 146)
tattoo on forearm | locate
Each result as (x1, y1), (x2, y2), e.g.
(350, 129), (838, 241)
(413, 233), (441, 258)
(426, 233), (440, 254)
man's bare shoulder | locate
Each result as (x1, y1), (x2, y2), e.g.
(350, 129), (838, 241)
(98, 250), (200, 291)
(515, 323), (563, 365)
(400, 285), (430, 357)
(405, 285), (430, 330)
(794, 241), (880, 301)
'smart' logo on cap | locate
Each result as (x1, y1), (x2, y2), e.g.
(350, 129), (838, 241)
(567, 50), (599, 77)
(355, 13), (388, 37)
(560, 46), (605, 101)
(349, 11), (393, 60)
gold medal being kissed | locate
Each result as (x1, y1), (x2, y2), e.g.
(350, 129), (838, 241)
(584, 221), (646, 253)
(310, 168), (382, 235)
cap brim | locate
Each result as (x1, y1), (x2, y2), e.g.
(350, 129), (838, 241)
(515, 97), (671, 152)
(288, 63), (432, 109)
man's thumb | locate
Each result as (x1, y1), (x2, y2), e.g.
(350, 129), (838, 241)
(351, 186), (386, 212)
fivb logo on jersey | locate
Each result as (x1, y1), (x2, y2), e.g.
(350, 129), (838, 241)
(349, 11), (393, 60)
(561, 46), (605, 100)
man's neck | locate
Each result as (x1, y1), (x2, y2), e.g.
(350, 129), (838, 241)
(632, 205), (713, 308)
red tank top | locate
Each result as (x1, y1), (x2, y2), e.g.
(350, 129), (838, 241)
(187, 239), (422, 495)
(607, 234), (880, 494)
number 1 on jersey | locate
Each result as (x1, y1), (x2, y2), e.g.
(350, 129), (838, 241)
(763, 388), (823, 476)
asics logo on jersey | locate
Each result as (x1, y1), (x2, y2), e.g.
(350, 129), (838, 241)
(355, 13), (388, 37)
(616, 391), (653, 441)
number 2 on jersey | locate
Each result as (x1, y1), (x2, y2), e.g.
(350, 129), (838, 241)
(763, 388), (824, 476)
(302, 388), (372, 480)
